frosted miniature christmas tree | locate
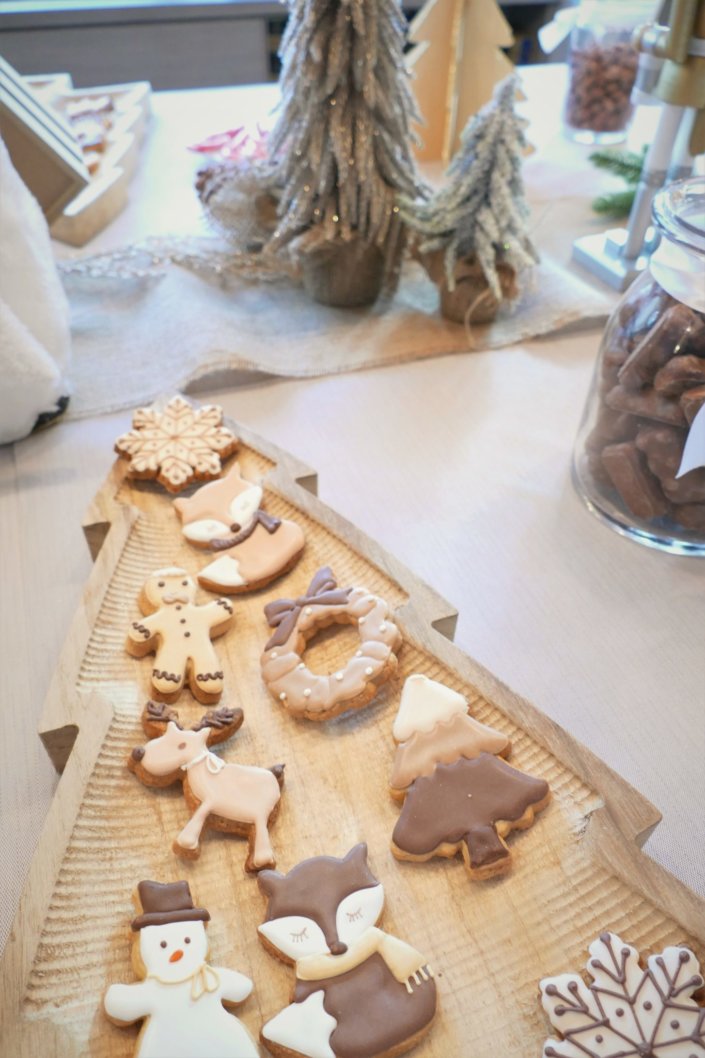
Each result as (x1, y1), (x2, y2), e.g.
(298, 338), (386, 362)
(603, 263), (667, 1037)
(265, 0), (426, 306)
(390, 674), (551, 880)
(401, 75), (539, 323)
(408, 0), (514, 163)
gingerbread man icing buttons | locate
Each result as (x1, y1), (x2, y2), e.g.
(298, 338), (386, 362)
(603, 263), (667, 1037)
(129, 702), (285, 870)
(126, 567), (233, 704)
(260, 566), (402, 721)
(104, 880), (259, 1058)
(390, 674), (550, 880)
(173, 462), (305, 594)
(257, 844), (437, 1058)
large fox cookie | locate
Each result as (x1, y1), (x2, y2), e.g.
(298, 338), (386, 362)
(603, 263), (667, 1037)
(126, 567), (233, 704)
(174, 462), (305, 593)
(257, 844), (437, 1058)
(104, 880), (259, 1058)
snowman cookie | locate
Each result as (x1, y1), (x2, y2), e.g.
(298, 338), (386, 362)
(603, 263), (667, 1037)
(104, 880), (259, 1058)
(174, 463), (305, 593)
(257, 843), (436, 1058)
(126, 567), (234, 703)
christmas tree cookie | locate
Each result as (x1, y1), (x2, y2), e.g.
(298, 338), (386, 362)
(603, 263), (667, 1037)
(390, 674), (551, 880)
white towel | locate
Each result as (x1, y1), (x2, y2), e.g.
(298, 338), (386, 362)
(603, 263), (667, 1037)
(0, 135), (71, 444)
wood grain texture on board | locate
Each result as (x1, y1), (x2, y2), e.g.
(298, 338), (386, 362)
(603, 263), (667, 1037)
(1, 406), (704, 1057)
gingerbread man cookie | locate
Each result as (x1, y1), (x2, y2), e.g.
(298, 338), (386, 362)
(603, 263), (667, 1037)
(174, 462), (305, 593)
(260, 566), (402, 721)
(126, 567), (233, 703)
(104, 880), (259, 1058)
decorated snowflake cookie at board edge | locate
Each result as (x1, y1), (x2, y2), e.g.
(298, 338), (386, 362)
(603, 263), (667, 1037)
(103, 880), (259, 1058)
(115, 395), (239, 493)
(173, 461), (305, 593)
(390, 673), (551, 881)
(259, 565), (402, 721)
(257, 843), (437, 1058)
(539, 931), (705, 1058)
(129, 701), (285, 870)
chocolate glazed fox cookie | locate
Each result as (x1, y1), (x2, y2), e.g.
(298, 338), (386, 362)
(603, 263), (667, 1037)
(260, 566), (402, 721)
(126, 567), (233, 704)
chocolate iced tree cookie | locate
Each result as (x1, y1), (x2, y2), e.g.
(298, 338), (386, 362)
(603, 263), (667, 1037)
(390, 675), (550, 880)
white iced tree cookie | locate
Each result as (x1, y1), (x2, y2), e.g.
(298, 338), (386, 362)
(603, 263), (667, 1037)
(539, 931), (705, 1057)
(104, 880), (259, 1058)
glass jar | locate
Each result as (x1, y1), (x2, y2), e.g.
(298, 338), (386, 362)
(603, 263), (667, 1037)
(563, 0), (651, 144)
(572, 177), (705, 555)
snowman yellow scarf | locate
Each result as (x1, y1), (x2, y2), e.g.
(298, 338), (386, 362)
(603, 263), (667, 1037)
(148, 963), (220, 1001)
(296, 927), (433, 994)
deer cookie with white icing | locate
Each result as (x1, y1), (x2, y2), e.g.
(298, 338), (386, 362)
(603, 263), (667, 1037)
(257, 843), (437, 1058)
(174, 463), (305, 594)
(104, 880), (259, 1058)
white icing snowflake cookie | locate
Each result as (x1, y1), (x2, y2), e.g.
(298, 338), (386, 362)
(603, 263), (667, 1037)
(539, 931), (705, 1057)
(115, 396), (238, 493)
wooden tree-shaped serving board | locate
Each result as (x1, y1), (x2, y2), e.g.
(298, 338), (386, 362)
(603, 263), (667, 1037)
(2, 406), (704, 1057)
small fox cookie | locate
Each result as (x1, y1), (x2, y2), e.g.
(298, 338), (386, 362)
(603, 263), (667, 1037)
(257, 844), (437, 1058)
(129, 701), (285, 869)
(126, 567), (233, 704)
(260, 566), (402, 721)
(104, 880), (259, 1058)
(174, 462), (305, 593)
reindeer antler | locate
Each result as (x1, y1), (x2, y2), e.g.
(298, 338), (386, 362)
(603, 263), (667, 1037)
(141, 700), (181, 739)
(192, 705), (244, 746)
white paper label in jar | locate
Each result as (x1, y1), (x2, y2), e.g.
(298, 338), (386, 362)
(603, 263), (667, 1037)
(649, 237), (705, 312)
(677, 404), (705, 478)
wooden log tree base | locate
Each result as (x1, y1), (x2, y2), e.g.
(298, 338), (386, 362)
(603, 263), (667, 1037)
(1, 406), (704, 1058)
(300, 236), (386, 308)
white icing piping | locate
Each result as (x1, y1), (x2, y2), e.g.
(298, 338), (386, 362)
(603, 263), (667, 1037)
(181, 749), (225, 774)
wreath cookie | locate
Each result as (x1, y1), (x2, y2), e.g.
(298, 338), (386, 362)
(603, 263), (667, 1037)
(260, 566), (402, 721)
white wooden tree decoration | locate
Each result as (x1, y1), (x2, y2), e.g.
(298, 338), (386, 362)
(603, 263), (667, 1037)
(408, 0), (514, 164)
(401, 75), (538, 325)
(265, 0), (426, 307)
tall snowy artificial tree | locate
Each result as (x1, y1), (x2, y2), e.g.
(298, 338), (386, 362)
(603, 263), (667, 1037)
(402, 75), (538, 324)
(267, 0), (426, 307)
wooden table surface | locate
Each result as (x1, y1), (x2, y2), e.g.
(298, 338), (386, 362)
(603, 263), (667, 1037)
(1, 66), (703, 957)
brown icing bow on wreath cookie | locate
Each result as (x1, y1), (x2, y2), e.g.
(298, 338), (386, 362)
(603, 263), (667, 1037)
(260, 566), (402, 721)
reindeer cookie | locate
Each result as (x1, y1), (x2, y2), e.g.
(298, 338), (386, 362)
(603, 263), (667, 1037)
(130, 702), (284, 870)
(104, 880), (259, 1058)
(260, 566), (402, 721)
(258, 844), (436, 1058)
(174, 462), (305, 593)
(126, 567), (234, 704)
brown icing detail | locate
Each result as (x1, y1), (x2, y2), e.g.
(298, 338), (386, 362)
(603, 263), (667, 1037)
(259, 844), (378, 954)
(542, 932), (705, 1058)
(294, 953), (436, 1058)
(390, 712), (510, 790)
(131, 880), (210, 931)
(210, 509), (282, 551)
(196, 671), (224, 682)
(216, 599), (233, 613)
(393, 754), (549, 867)
(153, 669), (181, 684)
(264, 566), (353, 649)
(133, 621), (151, 639)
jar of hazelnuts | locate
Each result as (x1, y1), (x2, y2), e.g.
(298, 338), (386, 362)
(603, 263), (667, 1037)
(573, 178), (705, 555)
(563, 0), (651, 144)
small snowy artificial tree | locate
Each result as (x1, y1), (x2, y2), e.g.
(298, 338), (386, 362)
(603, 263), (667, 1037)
(402, 75), (538, 324)
(266, 0), (426, 307)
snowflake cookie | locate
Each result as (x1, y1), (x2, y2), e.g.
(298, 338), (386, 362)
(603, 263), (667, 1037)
(115, 396), (239, 492)
(539, 931), (705, 1057)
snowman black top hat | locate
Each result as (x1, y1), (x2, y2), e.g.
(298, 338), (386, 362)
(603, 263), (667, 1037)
(131, 880), (210, 931)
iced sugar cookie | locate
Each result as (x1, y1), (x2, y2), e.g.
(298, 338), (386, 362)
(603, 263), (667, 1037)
(104, 880), (259, 1058)
(258, 844), (436, 1058)
(174, 462), (304, 593)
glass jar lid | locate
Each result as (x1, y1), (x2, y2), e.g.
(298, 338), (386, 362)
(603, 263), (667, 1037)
(652, 176), (705, 254)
